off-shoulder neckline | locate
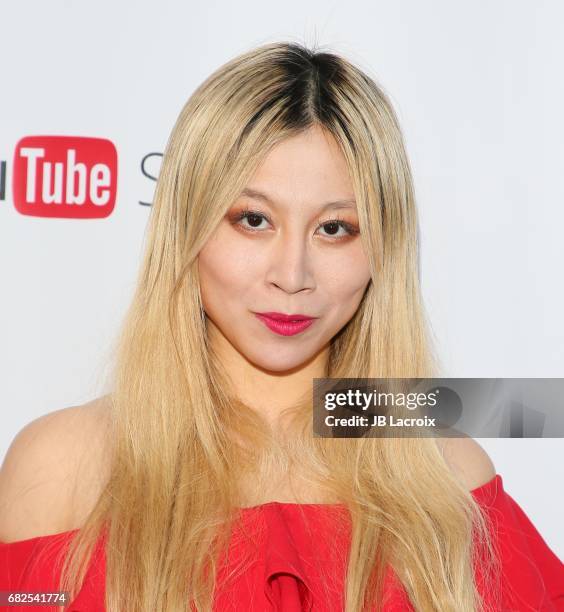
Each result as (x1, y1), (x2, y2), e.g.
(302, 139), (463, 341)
(237, 473), (501, 510)
(0, 474), (502, 547)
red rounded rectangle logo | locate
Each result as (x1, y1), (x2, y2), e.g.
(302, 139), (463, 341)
(13, 135), (118, 218)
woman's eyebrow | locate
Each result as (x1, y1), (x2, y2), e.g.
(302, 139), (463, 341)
(239, 187), (357, 211)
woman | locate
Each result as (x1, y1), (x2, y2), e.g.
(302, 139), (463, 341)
(1, 41), (563, 612)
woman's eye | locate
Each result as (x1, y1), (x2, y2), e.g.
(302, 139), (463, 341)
(238, 211), (269, 230)
(317, 220), (359, 239)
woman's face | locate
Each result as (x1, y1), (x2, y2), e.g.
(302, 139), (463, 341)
(198, 125), (372, 373)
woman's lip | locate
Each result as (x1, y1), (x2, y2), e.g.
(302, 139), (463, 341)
(254, 313), (316, 336)
(255, 311), (317, 322)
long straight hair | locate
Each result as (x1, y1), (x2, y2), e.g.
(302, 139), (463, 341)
(55, 41), (500, 611)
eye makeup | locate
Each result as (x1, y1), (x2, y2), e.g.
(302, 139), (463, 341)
(227, 206), (360, 242)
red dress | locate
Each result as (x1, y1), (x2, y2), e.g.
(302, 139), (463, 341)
(1, 474), (563, 611)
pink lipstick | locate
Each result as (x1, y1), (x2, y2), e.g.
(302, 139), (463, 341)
(254, 312), (317, 336)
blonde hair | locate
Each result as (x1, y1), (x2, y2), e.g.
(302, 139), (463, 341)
(54, 41), (501, 611)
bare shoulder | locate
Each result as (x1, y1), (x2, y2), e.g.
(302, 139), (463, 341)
(436, 436), (497, 491)
(0, 395), (112, 543)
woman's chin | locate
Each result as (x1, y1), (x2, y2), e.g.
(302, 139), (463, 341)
(240, 342), (325, 374)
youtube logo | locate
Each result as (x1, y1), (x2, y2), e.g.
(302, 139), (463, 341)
(12, 135), (118, 218)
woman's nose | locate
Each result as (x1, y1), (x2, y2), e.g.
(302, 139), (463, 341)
(264, 231), (315, 294)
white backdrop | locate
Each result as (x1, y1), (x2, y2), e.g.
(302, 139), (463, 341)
(1, 1), (562, 558)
